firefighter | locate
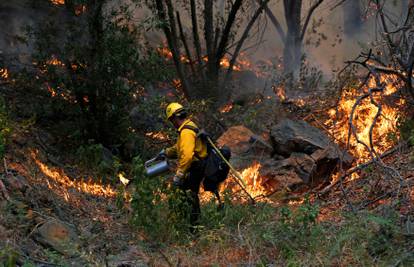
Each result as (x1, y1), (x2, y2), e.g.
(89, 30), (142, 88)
(162, 102), (208, 226)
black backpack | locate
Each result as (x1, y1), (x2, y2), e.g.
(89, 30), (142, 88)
(180, 125), (231, 192)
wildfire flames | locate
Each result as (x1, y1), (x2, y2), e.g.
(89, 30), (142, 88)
(217, 162), (267, 201)
(31, 150), (116, 198)
(50, 0), (65, 5)
(238, 162), (267, 198)
(145, 131), (169, 141)
(325, 74), (404, 164)
(219, 102), (234, 113)
(157, 45), (260, 73)
(0, 68), (9, 80)
(46, 57), (64, 66)
(274, 86), (286, 101)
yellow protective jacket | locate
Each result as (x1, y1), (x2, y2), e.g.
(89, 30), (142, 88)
(165, 119), (208, 176)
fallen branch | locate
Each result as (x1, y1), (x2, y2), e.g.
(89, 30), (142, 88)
(318, 141), (409, 196)
(0, 158), (11, 200)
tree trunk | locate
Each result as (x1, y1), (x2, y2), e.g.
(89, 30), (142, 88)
(155, 0), (191, 99)
(202, 0), (221, 99)
(283, 0), (302, 75)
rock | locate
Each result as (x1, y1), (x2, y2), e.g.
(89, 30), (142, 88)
(216, 125), (305, 193)
(269, 119), (353, 185)
(4, 174), (29, 192)
(259, 153), (315, 190)
(216, 121), (353, 195)
(106, 245), (149, 267)
(34, 220), (80, 256)
(270, 118), (331, 157)
(216, 125), (256, 156)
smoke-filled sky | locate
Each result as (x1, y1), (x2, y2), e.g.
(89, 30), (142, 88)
(135, 0), (408, 78)
(0, 0), (408, 77)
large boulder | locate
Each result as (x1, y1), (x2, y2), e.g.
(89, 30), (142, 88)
(215, 121), (353, 196)
(269, 119), (353, 185)
(34, 220), (80, 256)
(271, 119), (331, 156)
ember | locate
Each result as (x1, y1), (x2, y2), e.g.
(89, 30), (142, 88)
(0, 68), (9, 80)
(46, 57), (64, 66)
(219, 102), (234, 113)
(145, 131), (169, 141)
(50, 0), (65, 5)
(274, 86), (286, 101)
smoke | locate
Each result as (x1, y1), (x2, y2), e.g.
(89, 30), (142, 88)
(1, 1), (409, 80)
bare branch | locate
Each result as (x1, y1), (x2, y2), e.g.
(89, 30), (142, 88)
(301, 0), (324, 41)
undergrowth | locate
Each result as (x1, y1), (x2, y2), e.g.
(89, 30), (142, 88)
(126, 160), (414, 266)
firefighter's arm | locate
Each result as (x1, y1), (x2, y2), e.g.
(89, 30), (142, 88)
(165, 143), (178, 158)
(176, 129), (196, 176)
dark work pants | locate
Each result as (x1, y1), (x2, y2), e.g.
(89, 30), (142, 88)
(180, 160), (205, 226)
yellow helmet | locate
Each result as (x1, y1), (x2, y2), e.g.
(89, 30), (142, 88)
(165, 102), (184, 120)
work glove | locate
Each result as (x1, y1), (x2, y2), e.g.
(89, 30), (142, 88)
(173, 171), (184, 187)
(156, 149), (166, 160)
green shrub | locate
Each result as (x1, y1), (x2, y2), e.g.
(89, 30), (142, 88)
(129, 156), (192, 243)
(23, 2), (174, 150)
(76, 143), (121, 179)
(0, 97), (11, 158)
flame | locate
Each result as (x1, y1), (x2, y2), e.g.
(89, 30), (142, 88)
(172, 78), (182, 89)
(287, 199), (305, 206)
(219, 102), (234, 113)
(75, 5), (86, 15)
(31, 150), (116, 198)
(325, 74), (403, 164)
(219, 57), (241, 71)
(157, 47), (173, 59)
(50, 0), (65, 5)
(157, 43), (261, 72)
(145, 131), (169, 141)
(274, 86), (286, 101)
(0, 68), (9, 80)
(221, 162), (267, 200)
(47, 85), (57, 97)
(46, 57), (64, 66)
(294, 99), (305, 107)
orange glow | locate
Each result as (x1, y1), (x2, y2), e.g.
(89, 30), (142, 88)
(157, 47), (173, 59)
(47, 85), (57, 97)
(325, 74), (403, 165)
(145, 131), (169, 141)
(222, 162), (267, 200)
(172, 78), (181, 89)
(50, 0), (65, 5)
(287, 199), (305, 206)
(46, 57), (64, 66)
(219, 102), (234, 113)
(31, 150), (116, 198)
(219, 57), (241, 71)
(75, 5), (86, 15)
(0, 68), (9, 80)
(294, 99), (305, 107)
(275, 86), (286, 101)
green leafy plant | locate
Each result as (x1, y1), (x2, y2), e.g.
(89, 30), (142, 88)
(129, 156), (192, 242)
(0, 97), (11, 159)
(76, 143), (121, 179)
(0, 246), (19, 267)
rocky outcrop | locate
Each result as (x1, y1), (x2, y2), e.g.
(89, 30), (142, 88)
(216, 120), (353, 195)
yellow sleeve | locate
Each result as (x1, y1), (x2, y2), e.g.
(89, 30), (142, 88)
(165, 143), (178, 158)
(176, 129), (196, 175)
